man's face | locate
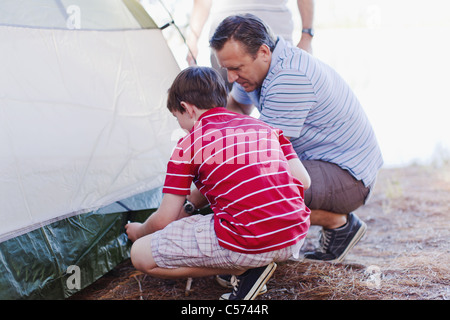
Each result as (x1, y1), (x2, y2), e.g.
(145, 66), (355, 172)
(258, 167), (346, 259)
(214, 39), (271, 92)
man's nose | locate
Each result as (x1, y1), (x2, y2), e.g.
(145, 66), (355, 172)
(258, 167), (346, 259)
(227, 70), (238, 83)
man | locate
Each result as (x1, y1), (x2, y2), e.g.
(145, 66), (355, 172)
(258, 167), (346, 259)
(209, 14), (383, 262)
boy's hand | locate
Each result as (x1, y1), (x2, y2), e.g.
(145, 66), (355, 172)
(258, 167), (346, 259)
(125, 193), (187, 242)
(125, 222), (144, 242)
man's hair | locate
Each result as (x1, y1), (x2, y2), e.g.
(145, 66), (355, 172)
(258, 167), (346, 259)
(209, 14), (277, 57)
(167, 66), (227, 114)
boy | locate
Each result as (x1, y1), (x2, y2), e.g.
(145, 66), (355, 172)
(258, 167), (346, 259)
(126, 66), (311, 300)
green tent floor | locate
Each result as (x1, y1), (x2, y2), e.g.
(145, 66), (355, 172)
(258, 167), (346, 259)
(0, 208), (154, 299)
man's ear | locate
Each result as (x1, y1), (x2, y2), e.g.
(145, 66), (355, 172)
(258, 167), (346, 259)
(180, 101), (196, 118)
(258, 44), (271, 62)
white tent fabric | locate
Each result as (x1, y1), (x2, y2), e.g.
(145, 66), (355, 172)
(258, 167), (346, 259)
(0, 0), (145, 30)
(0, 1), (180, 242)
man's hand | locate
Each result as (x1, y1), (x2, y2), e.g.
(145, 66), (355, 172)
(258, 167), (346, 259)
(297, 36), (313, 54)
(226, 95), (254, 115)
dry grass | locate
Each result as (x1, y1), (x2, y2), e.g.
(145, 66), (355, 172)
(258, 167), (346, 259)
(70, 164), (450, 300)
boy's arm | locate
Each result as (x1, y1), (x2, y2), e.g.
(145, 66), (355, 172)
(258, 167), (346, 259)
(126, 193), (185, 242)
(279, 133), (311, 190)
(288, 157), (311, 190)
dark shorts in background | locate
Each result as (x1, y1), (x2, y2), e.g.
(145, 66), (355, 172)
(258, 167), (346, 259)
(302, 160), (374, 214)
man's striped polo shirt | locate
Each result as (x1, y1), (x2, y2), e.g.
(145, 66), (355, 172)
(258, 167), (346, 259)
(231, 37), (383, 187)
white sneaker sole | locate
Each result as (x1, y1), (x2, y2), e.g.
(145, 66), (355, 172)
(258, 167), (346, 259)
(244, 262), (277, 300)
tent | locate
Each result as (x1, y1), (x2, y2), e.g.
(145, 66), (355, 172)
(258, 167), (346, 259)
(0, 0), (180, 299)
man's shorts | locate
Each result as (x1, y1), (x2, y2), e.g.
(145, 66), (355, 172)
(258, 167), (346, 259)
(151, 213), (302, 271)
(302, 160), (375, 214)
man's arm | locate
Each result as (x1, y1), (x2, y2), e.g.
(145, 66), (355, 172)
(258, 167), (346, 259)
(226, 95), (254, 115)
(186, 0), (212, 65)
(187, 186), (209, 209)
(296, 0), (315, 53)
(126, 193), (185, 242)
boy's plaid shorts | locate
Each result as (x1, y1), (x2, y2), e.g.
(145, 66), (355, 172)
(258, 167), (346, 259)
(150, 213), (301, 270)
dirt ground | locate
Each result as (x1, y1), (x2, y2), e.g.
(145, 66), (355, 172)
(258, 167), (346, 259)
(69, 164), (450, 300)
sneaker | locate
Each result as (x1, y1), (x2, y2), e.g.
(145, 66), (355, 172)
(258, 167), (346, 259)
(216, 274), (234, 289)
(216, 274), (268, 293)
(304, 212), (367, 263)
(219, 262), (277, 300)
(217, 275), (268, 299)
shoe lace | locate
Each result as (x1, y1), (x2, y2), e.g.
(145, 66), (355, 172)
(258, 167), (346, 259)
(318, 229), (333, 253)
(230, 275), (240, 295)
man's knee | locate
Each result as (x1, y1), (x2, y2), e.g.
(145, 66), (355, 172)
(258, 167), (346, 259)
(130, 235), (156, 274)
(302, 160), (369, 214)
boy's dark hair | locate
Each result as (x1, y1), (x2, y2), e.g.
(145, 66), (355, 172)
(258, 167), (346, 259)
(167, 66), (228, 114)
(209, 14), (277, 57)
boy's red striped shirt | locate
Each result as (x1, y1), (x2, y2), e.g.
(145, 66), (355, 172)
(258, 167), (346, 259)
(163, 108), (310, 254)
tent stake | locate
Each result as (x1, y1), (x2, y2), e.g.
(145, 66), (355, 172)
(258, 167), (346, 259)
(185, 277), (193, 296)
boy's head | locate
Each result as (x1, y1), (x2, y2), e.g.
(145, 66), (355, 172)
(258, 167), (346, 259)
(167, 66), (227, 114)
